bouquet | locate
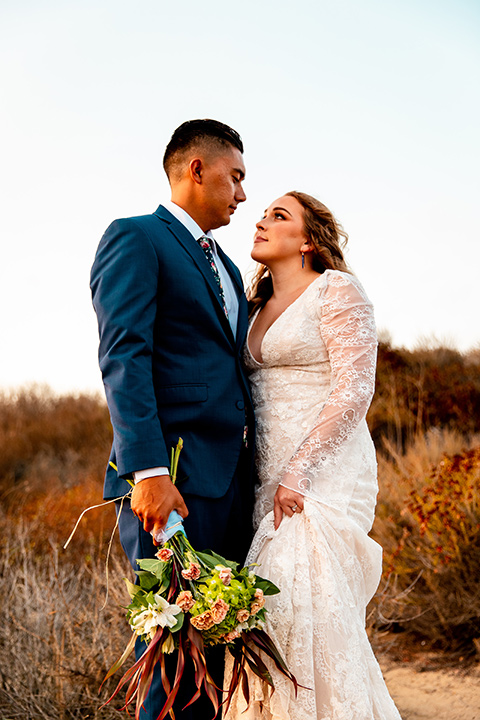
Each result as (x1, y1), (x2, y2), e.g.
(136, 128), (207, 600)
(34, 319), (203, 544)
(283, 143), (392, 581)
(102, 440), (298, 720)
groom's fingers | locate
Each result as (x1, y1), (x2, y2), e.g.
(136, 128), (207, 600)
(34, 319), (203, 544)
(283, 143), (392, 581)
(175, 498), (189, 519)
(131, 475), (189, 540)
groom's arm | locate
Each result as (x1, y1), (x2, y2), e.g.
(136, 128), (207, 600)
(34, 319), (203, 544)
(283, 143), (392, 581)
(91, 217), (168, 475)
(91, 218), (188, 536)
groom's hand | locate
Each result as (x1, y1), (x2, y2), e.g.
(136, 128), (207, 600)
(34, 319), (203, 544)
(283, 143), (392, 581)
(131, 475), (189, 545)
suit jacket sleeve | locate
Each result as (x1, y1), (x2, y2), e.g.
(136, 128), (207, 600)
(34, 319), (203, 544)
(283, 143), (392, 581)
(90, 217), (170, 477)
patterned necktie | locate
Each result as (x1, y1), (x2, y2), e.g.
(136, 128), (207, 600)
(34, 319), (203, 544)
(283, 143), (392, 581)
(197, 236), (229, 318)
(198, 236), (247, 445)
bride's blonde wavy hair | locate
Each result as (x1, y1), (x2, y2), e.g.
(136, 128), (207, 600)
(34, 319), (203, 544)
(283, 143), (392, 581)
(247, 191), (350, 317)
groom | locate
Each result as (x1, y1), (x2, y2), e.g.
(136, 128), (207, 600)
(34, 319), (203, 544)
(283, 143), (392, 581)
(90, 119), (255, 719)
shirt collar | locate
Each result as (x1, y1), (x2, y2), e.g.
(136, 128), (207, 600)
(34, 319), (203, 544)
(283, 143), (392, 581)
(163, 200), (215, 245)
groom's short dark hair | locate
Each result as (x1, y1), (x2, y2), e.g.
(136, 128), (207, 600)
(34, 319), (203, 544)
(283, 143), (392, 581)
(163, 119), (243, 182)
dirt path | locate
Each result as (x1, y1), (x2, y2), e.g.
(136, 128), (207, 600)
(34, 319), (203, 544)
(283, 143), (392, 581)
(379, 659), (480, 720)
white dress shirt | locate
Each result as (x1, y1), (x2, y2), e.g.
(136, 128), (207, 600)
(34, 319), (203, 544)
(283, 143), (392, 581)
(133, 201), (240, 483)
(163, 201), (239, 334)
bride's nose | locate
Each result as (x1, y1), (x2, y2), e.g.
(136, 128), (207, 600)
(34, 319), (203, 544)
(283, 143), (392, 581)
(256, 219), (265, 230)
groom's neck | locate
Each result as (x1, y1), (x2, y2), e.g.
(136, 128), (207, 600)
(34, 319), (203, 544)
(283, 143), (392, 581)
(170, 187), (211, 234)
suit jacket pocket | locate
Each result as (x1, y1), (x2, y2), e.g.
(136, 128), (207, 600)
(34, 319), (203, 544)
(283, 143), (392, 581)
(155, 383), (208, 405)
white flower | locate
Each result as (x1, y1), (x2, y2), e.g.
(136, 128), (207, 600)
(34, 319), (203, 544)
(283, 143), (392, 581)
(131, 594), (182, 640)
(162, 633), (176, 654)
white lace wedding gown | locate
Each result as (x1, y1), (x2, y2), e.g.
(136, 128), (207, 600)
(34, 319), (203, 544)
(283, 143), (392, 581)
(225, 270), (401, 720)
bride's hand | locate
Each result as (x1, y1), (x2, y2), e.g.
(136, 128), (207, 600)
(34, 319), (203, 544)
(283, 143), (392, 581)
(273, 484), (304, 530)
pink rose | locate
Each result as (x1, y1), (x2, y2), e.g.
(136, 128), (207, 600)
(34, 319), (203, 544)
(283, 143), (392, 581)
(181, 562), (201, 580)
(250, 588), (265, 615)
(224, 629), (241, 643)
(218, 567), (232, 586)
(176, 590), (195, 612)
(211, 597), (229, 624)
(236, 608), (250, 623)
(155, 547), (173, 562)
(190, 610), (215, 631)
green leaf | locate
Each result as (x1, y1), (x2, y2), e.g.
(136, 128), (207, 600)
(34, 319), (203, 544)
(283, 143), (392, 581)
(137, 558), (169, 580)
(169, 612), (184, 634)
(193, 551), (218, 569)
(136, 570), (160, 592)
(156, 576), (172, 595)
(254, 575), (280, 595)
(124, 577), (139, 600)
(196, 550), (238, 571)
(133, 594), (150, 609)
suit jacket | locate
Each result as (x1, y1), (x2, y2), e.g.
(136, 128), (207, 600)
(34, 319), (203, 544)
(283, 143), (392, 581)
(90, 204), (254, 500)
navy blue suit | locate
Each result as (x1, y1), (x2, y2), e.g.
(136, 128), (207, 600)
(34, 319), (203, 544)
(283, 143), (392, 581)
(91, 204), (255, 718)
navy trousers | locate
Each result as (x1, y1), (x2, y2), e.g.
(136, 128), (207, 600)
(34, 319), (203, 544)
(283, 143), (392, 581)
(116, 452), (253, 720)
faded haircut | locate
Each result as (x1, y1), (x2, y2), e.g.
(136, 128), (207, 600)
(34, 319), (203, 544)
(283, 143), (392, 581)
(163, 119), (243, 183)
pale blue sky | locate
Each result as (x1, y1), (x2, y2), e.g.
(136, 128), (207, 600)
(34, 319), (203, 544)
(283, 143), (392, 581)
(1, 0), (479, 392)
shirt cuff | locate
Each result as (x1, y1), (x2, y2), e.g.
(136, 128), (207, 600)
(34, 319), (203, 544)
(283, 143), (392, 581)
(133, 467), (170, 483)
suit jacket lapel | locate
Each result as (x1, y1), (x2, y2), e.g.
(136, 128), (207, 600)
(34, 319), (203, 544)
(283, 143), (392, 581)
(235, 294), (249, 351)
(215, 243), (243, 296)
(153, 205), (236, 343)
(214, 242), (249, 349)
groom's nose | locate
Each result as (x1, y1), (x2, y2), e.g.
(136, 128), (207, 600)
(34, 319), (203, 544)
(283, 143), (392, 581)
(235, 184), (246, 203)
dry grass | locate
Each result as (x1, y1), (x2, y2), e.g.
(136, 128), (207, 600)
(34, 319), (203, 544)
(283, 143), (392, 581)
(0, 522), (132, 719)
(1, 344), (480, 715)
(0, 386), (131, 718)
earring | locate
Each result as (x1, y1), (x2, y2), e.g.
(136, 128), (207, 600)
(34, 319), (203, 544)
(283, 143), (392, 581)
(301, 252), (305, 269)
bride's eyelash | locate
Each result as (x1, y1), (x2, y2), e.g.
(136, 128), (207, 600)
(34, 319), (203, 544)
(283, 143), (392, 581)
(259, 212), (286, 221)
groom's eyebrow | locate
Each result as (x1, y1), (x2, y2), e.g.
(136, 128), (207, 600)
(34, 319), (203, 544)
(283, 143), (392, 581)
(234, 167), (245, 179)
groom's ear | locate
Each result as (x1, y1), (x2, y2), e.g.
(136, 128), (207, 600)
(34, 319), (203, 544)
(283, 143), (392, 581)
(189, 158), (203, 184)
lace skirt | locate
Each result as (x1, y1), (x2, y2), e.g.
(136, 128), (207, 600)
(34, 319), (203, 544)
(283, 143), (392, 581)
(224, 500), (401, 720)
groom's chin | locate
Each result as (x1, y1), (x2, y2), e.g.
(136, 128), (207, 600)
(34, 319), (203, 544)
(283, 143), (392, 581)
(212, 216), (232, 230)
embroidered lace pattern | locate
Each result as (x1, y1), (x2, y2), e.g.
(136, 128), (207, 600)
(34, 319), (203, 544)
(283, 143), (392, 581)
(224, 271), (401, 720)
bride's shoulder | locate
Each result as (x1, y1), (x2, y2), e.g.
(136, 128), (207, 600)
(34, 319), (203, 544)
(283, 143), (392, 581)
(317, 270), (372, 305)
(317, 269), (360, 290)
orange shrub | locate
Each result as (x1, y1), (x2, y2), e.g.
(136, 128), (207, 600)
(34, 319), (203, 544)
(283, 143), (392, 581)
(0, 386), (114, 555)
(368, 343), (480, 452)
(374, 445), (480, 654)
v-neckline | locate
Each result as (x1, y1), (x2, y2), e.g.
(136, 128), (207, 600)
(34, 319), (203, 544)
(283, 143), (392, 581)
(246, 274), (323, 365)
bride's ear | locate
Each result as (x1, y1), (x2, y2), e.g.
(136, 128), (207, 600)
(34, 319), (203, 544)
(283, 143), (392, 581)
(300, 240), (313, 254)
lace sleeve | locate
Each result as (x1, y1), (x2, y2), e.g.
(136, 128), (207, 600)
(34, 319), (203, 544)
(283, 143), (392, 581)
(279, 271), (377, 503)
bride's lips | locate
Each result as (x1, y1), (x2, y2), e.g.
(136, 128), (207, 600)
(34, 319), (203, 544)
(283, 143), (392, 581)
(254, 235), (267, 243)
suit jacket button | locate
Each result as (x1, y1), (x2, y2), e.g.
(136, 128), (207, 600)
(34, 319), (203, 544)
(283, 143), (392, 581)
(236, 400), (245, 411)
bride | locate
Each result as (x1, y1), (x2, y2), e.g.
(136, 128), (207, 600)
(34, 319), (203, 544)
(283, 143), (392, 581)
(225, 191), (401, 719)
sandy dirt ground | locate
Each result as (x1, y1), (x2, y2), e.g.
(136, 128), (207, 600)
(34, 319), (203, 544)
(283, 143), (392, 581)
(379, 656), (480, 720)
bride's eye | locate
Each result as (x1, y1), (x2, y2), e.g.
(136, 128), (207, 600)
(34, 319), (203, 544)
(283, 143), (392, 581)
(274, 212), (285, 220)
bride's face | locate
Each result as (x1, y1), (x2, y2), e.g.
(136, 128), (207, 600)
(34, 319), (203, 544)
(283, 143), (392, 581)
(252, 195), (307, 266)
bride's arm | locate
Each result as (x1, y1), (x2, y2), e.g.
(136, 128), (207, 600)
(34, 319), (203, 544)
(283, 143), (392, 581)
(278, 271), (377, 502)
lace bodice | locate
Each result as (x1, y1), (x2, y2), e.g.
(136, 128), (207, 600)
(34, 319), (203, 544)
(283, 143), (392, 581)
(245, 270), (378, 532)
